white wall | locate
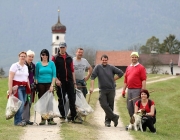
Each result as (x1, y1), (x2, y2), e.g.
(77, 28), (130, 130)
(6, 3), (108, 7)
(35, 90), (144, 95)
(146, 65), (180, 75)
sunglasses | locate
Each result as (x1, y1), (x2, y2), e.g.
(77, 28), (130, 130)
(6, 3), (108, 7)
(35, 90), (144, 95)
(41, 53), (47, 56)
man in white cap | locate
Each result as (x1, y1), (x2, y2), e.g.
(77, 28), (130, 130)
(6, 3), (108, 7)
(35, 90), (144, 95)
(122, 52), (146, 118)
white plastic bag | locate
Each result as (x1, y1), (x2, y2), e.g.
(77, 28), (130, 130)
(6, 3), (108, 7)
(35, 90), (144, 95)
(5, 95), (22, 120)
(34, 91), (61, 119)
(75, 89), (94, 116)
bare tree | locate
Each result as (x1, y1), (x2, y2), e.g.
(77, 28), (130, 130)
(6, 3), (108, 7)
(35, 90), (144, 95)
(69, 46), (96, 66)
(143, 58), (162, 74)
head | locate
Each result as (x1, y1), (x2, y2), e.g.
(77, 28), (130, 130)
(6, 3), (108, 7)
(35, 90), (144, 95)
(130, 52), (139, 65)
(40, 49), (49, 62)
(26, 50), (35, 63)
(59, 42), (67, 55)
(101, 54), (108, 66)
(139, 89), (150, 99)
(18, 51), (27, 62)
(76, 48), (84, 59)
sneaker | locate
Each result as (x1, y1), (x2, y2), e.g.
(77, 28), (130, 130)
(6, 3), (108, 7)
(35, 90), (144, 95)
(26, 120), (33, 125)
(48, 120), (57, 125)
(105, 121), (111, 127)
(112, 115), (119, 127)
(39, 120), (46, 125)
(72, 116), (83, 124)
(16, 122), (26, 127)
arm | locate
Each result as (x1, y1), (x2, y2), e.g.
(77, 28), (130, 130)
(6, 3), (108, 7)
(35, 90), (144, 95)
(8, 71), (15, 95)
(89, 79), (95, 94)
(146, 104), (155, 116)
(72, 72), (77, 88)
(85, 65), (93, 81)
(134, 103), (138, 114)
(49, 62), (56, 92)
(142, 80), (146, 90)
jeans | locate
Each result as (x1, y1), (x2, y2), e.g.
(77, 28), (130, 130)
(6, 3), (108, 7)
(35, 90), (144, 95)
(14, 86), (27, 125)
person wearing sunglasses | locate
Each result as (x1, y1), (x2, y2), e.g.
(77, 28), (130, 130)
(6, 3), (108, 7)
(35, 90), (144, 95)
(8, 51), (31, 126)
(35, 49), (57, 125)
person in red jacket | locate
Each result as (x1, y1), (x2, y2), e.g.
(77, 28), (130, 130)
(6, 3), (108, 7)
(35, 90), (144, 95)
(122, 52), (146, 117)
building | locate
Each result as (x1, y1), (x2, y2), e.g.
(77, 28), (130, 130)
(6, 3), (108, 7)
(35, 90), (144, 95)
(51, 10), (66, 55)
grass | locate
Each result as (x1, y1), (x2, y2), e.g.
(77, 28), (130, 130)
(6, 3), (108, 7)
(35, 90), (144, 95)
(117, 75), (180, 140)
(0, 78), (24, 140)
(0, 74), (179, 140)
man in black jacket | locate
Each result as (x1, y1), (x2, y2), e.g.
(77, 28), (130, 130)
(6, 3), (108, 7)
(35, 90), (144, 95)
(52, 42), (78, 122)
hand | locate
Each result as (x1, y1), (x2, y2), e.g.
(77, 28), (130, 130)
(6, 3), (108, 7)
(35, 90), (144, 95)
(49, 86), (54, 92)
(7, 90), (12, 96)
(74, 83), (77, 89)
(122, 90), (126, 98)
(89, 87), (94, 94)
(56, 79), (61, 86)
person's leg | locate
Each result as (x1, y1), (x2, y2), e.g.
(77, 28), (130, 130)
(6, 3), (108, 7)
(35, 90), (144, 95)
(146, 116), (156, 133)
(66, 81), (77, 121)
(104, 90), (116, 127)
(14, 86), (27, 125)
(37, 83), (47, 125)
(56, 83), (67, 118)
(127, 89), (141, 117)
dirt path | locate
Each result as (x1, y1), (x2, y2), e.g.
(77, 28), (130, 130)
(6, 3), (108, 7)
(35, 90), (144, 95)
(20, 114), (62, 140)
(20, 76), (176, 140)
(93, 88), (133, 140)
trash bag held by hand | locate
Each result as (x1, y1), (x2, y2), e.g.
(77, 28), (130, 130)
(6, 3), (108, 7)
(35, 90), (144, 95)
(5, 95), (22, 120)
(75, 89), (94, 116)
(34, 91), (61, 119)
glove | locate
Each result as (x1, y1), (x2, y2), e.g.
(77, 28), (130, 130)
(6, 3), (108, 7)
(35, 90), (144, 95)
(122, 90), (126, 98)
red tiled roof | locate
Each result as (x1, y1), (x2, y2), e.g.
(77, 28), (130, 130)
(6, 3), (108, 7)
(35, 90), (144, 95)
(95, 51), (132, 66)
(95, 51), (180, 66)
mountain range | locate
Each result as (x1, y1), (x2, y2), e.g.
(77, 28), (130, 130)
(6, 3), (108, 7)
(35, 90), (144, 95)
(0, 0), (180, 75)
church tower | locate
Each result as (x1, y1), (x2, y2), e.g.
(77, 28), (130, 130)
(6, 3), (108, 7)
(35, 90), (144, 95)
(51, 10), (66, 55)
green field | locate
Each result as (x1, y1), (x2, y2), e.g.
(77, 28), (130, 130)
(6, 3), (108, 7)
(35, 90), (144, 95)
(0, 74), (179, 140)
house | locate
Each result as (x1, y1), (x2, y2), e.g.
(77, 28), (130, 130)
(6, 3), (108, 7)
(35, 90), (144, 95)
(95, 51), (132, 72)
(95, 51), (180, 75)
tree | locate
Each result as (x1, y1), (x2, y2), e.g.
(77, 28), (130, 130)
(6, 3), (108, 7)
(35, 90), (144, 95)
(0, 67), (5, 77)
(70, 46), (96, 66)
(139, 36), (160, 54)
(161, 34), (180, 54)
(143, 58), (162, 74)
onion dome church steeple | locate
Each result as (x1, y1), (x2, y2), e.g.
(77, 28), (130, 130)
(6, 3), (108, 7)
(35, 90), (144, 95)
(51, 9), (66, 55)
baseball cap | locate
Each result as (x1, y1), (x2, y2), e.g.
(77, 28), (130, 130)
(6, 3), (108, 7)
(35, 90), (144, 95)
(130, 52), (139, 57)
(59, 42), (67, 47)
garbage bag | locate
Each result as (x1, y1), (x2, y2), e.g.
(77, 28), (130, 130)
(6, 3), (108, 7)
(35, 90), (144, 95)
(75, 89), (94, 116)
(5, 95), (22, 120)
(34, 91), (61, 119)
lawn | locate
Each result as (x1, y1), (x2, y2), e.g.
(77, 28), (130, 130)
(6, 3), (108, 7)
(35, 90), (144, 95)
(0, 74), (179, 140)
(117, 75), (180, 140)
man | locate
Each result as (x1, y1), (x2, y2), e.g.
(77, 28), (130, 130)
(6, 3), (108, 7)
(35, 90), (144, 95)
(73, 48), (92, 98)
(52, 42), (79, 123)
(122, 52), (146, 118)
(89, 54), (124, 127)
(169, 59), (173, 75)
(22, 50), (35, 125)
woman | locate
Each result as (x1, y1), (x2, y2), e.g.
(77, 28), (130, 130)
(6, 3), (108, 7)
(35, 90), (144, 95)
(134, 89), (156, 133)
(22, 50), (35, 125)
(35, 49), (57, 125)
(8, 51), (31, 126)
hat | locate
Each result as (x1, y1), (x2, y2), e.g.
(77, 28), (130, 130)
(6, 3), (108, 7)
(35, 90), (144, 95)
(59, 42), (67, 47)
(26, 50), (35, 56)
(130, 52), (139, 57)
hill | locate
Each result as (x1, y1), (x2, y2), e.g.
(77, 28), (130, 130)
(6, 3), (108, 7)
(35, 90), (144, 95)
(0, 0), (180, 74)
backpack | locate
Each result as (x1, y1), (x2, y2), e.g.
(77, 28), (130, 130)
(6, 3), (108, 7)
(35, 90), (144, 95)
(137, 99), (156, 118)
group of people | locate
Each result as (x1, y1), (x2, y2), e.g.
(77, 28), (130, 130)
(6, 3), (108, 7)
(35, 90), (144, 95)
(8, 43), (156, 133)
(8, 42), (92, 126)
